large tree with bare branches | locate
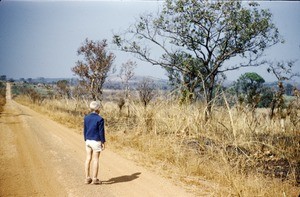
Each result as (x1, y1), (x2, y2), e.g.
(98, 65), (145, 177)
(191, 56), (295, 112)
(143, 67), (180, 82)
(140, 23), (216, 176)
(113, 0), (281, 118)
(72, 39), (115, 101)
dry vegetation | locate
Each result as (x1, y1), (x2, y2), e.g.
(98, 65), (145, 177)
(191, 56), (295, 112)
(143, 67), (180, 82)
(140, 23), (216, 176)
(13, 87), (300, 196)
(0, 82), (6, 113)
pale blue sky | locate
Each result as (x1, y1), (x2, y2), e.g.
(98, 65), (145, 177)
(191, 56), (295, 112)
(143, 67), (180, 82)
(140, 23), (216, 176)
(0, 0), (299, 83)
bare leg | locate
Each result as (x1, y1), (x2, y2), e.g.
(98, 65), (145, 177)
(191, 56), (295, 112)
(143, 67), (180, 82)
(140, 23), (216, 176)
(92, 151), (100, 179)
(85, 146), (92, 178)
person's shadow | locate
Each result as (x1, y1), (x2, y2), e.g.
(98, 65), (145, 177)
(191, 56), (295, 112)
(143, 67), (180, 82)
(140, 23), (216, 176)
(102, 172), (141, 184)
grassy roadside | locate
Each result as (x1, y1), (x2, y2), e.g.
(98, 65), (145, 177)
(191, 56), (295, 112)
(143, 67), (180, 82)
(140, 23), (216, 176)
(0, 82), (6, 113)
(14, 94), (299, 196)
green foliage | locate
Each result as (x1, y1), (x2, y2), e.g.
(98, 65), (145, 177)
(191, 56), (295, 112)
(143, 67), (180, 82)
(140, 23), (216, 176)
(13, 84), (47, 104)
(166, 53), (207, 103)
(0, 75), (7, 81)
(234, 72), (265, 107)
(236, 72), (265, 94)
(257, 86), (274, 108)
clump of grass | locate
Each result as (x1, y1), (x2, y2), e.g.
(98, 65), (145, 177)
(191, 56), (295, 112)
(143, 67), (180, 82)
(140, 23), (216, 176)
(14, 93), (299, 196)
(0, 82), (6, 113)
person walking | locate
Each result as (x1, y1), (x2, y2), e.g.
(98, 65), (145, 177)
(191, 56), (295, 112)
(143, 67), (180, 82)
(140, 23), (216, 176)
(84, 101), (106, 185)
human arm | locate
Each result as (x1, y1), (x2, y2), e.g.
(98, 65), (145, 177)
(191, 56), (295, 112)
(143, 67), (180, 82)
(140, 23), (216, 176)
(98, 118), (106, 144)
(83, 117), (87, 141)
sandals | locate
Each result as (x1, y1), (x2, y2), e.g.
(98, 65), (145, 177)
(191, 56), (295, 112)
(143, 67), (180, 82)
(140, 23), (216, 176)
(85, 177), (92, 184)
(85, 177), (101, 185)
(91, 178), (101, 185)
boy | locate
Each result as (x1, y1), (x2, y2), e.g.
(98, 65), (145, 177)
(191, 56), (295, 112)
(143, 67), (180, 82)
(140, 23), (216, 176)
(84, 101), (106, 185)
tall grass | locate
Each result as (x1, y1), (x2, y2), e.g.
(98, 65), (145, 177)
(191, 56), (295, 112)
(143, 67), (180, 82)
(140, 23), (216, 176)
(0, 82), (6, 112)
(15, 94), (299, 196)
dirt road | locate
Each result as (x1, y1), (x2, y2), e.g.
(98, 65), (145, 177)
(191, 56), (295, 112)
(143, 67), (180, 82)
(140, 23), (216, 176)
(0, 83), (193, 197)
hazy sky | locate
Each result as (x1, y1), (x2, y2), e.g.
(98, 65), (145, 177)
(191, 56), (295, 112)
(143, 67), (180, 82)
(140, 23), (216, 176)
(0, 0), (299, 83)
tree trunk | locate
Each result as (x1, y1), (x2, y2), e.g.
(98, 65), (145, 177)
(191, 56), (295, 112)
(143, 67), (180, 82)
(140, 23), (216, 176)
(205, 75), (216, 121)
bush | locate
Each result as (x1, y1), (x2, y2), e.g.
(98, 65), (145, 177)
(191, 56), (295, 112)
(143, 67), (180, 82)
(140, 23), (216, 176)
(258, 87), (275, 108)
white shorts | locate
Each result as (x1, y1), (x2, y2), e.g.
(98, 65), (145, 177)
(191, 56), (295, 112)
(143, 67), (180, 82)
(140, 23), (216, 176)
(85, 140), (102, 152)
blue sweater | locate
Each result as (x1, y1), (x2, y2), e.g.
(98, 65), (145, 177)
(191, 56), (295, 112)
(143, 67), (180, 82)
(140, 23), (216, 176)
(84, 113), (106, 143)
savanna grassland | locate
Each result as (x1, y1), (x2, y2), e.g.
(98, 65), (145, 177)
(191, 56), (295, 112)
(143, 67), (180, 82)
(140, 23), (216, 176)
(12, 82), (300, 196)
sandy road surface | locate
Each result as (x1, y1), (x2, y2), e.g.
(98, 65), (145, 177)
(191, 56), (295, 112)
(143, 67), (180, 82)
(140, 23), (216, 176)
(0, 83), (194, 197)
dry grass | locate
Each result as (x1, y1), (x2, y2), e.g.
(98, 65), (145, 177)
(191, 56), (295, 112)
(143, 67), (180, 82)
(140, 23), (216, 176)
(14, 94), (300, 196)
(0, 82), (6, 113)
(0, 96), (5, 112)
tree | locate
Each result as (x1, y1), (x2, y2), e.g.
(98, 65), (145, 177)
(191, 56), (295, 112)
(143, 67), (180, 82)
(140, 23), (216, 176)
(72, 38), (115, 101)
(27, 78), (33, 83)
(0, 75), (7, 81)
(165, 54), (206, 103)
(258, 86), (274, 108)
(113, 0), (280, 119)
(119, 60), (136, 100)
(267, 60), (300, 119)
(137, 78), (155, 108)
(267, 60), (299, 82)
(56, 80), (71, 99)
(26, 87), (45, 104)
(119, 60), (136, 115)
(37, 77), (45, 84)
(72, 81), (89, 100)
(285, 83), (293, 96)
(234, 72), (265, 107)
